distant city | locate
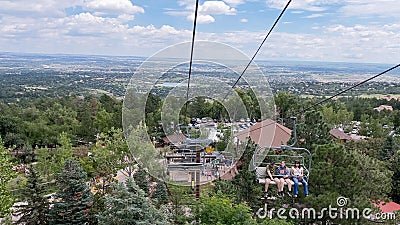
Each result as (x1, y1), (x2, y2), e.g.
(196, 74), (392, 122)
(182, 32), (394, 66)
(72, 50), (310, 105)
(1, 52), (400, 102)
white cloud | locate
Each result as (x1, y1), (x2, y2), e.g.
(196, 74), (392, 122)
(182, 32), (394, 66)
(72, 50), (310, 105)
(1, 16), (400, 63)
(200, 1), (236, 15)
(0, 0), (399, 64)
(223, 0), (245, 6)
(304, 13), (323, 18)
(171, 0), (236, 23)
(84, 0), (144, 15)
(266, 0), (328, 12)
(266, 0), (400, 18)
(187, 14), (216, 24)
(339, 1), (400, 18)
(0, 0), (83, 17)
(240, 18), (248, 23)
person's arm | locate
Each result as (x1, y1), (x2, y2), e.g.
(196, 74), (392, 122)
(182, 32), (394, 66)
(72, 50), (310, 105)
(276, 167), (281, 178)
(267, 168), (273, 180)
(284, 168), (290, 178)
(300, 167), (304, 177)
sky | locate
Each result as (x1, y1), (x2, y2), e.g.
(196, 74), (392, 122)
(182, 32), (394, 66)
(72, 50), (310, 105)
(0, 0), (399, 64)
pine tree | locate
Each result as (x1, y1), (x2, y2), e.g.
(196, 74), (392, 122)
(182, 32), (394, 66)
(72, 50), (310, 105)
(392, 151), (400, 203)
(232, 142), (262, 210)
(133, 167), (149, 196)
(152, 181), (169, 206)
(0, 137), (17, 217)
(309, 143), (393, 224)
(296, 110), (332, 151)
(49, 158), (93, 224)
(98, 177), (171, 225)
(378, 135), (397, 161)
(13, 166), (49, 225)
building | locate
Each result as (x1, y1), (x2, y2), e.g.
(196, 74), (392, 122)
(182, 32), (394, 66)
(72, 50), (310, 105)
(374, 105), (393, 112)
(381, 95), (400, 101)
(374, 201), (400, 213)
(330, 128), (352, 143)
(161, 133), (187, 147)
(236, 118), (292, 147)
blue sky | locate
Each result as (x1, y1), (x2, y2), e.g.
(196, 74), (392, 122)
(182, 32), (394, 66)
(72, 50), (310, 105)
(0, 0), (399, 63)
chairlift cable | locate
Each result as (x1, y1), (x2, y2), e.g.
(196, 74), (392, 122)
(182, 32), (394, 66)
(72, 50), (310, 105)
(245, 63), (400, 134)
(223, 0), (292, 100)
(299, 63), (400, 114)
(184, 0), (200, 122)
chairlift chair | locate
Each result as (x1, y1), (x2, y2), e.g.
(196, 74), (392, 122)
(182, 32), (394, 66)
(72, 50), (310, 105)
(253, 145), (312, 185)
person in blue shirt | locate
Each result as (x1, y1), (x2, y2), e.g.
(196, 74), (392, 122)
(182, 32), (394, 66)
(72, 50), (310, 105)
(276, 161), (293, 197)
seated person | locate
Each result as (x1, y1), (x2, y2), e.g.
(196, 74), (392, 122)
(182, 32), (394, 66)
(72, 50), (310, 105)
(291, 160), (309, 197)
(276, 161), (293, 197)
(264, 161), (282, 198)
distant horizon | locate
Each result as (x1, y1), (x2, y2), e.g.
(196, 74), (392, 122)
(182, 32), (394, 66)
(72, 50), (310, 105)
(0, 51), (395, 67)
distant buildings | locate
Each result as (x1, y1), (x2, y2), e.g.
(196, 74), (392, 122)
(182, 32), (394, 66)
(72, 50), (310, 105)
(381, 95), (400, 101)
(330, 128), (367, 142)
(374, 105), (393, 112)
(329, 128), (352, 143)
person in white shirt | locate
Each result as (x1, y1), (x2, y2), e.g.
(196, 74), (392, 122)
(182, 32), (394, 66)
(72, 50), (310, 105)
(291, 160), (309, 198)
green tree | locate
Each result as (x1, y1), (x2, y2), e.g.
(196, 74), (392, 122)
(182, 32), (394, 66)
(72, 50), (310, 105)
(152, 181), (169, 206)
(274, 91), (299, 120)
(378, 135), (398, 161)
(50, 158), (94, 224)
(94, 108), (114, 133)
(321, 105), (353, 126)
(0, 138), (17, 217)
(232, 142), (262, 210)
(197, 194), (256, 225)
(133, 167), (149, 196)
(392, 150), (400, 203)
(13, 167), (49, 225)
(296, 110), (332, 151)
(88, 128), (134, 195)
(35, 132), (73, 182)
(308, 143), (392, 224)
(98, 178), (171, 225)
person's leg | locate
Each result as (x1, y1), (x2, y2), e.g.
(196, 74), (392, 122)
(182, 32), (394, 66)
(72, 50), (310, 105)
(265, 178), (271, 192)
(279, 178), (285, 192)
(302, 180), (309, 195)
(292, 178), (299, 195)
(274, 178), (281, 194)
(285, 178), (292, 192)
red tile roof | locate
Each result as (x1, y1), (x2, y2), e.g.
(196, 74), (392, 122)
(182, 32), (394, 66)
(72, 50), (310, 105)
(329, 129), (352, 141)
(236, 119), (292, 147)
(374, 201), (400, 213)
(162, 133), (187, 144)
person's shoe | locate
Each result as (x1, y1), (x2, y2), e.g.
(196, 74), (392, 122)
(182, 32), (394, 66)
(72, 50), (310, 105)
(281, 191), (285, 197)
(293, 194), (298, 198)
(263, 192), (268, 198)
(287, 192), (292, 197)
(305, 194), (309, 197)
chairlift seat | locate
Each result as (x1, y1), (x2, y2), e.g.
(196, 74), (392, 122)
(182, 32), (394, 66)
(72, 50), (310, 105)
(255, 167), (303, 185)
